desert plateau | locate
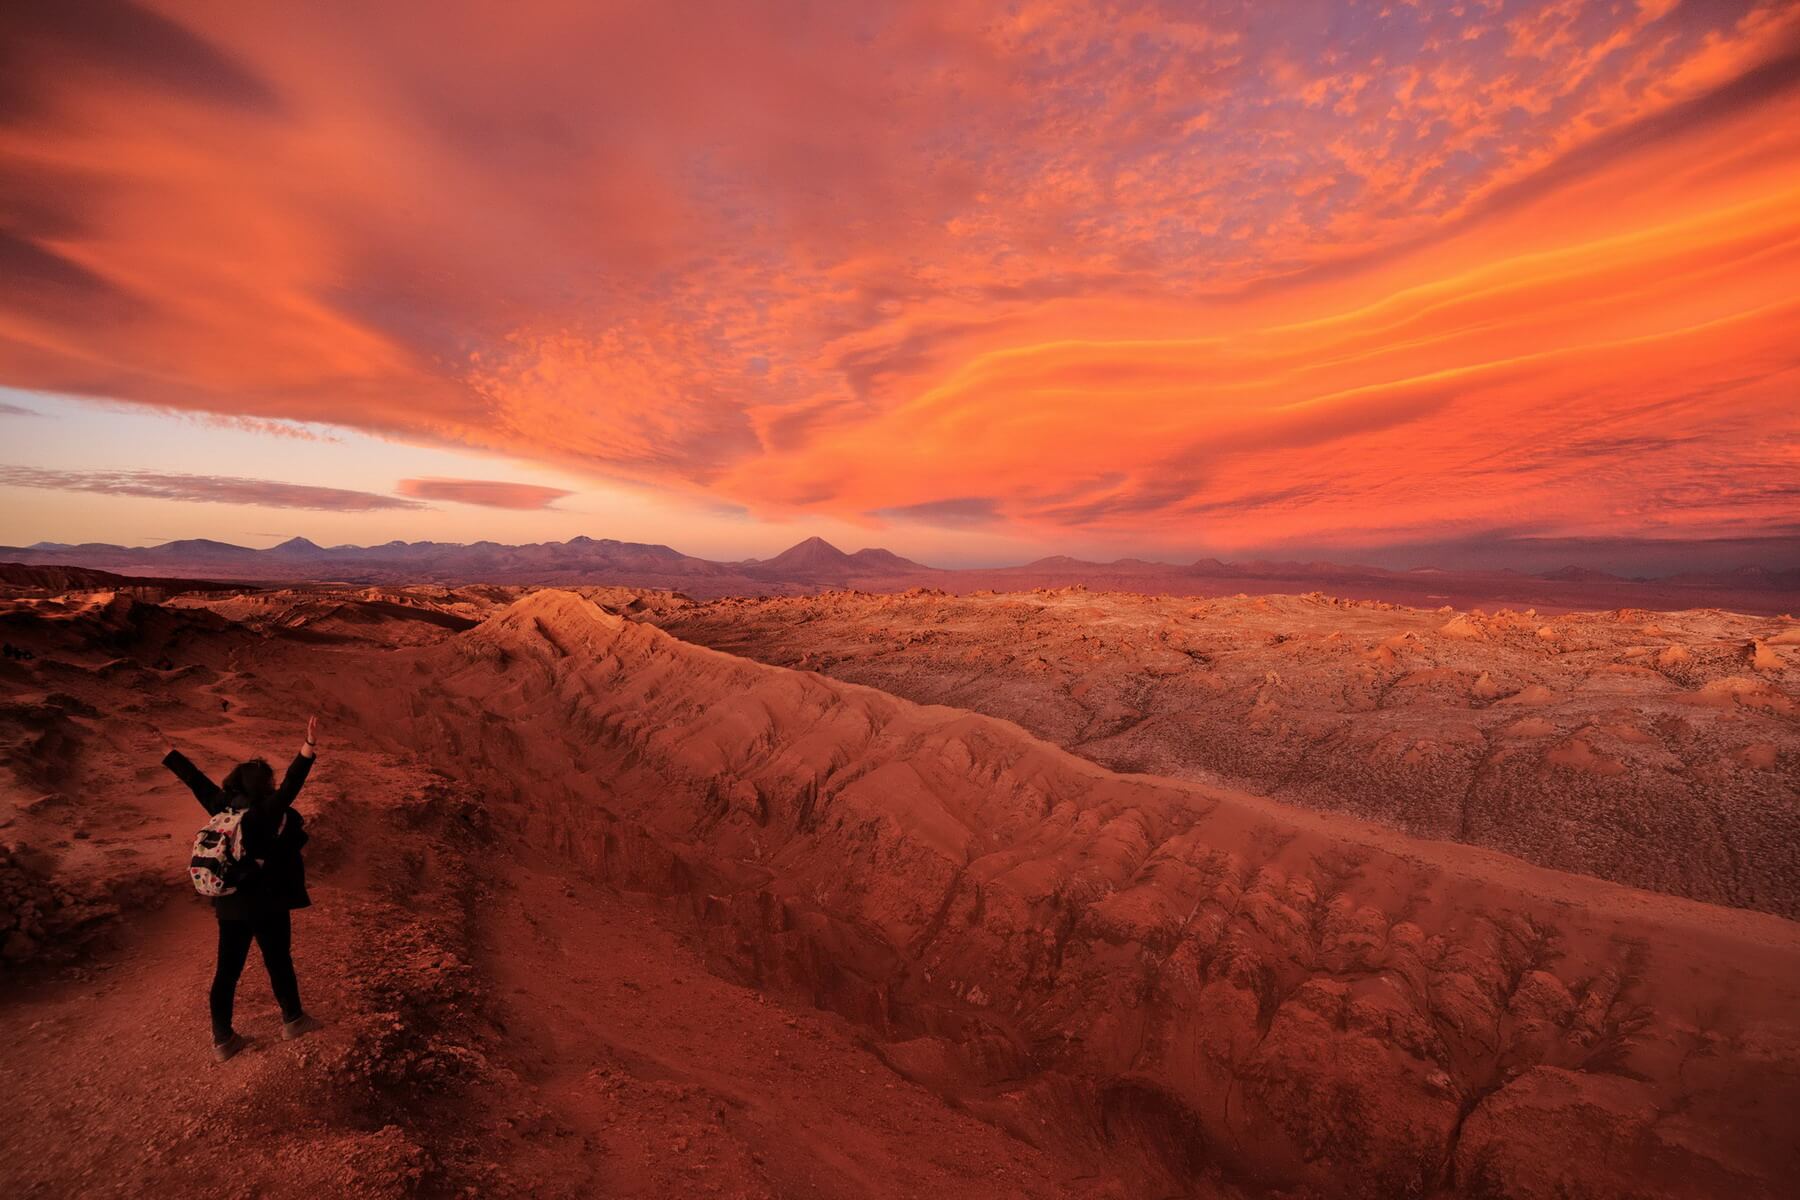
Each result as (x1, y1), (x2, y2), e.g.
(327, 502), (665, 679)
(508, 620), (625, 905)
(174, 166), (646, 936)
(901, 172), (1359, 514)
(3, 567), (1796, 1199)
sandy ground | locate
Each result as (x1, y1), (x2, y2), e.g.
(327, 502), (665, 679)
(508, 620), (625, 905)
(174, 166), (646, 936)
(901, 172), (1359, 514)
(3, 583), (1798, 1198)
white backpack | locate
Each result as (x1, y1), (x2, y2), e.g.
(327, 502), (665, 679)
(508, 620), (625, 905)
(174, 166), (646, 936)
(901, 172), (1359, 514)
(190, 808), (250, 896)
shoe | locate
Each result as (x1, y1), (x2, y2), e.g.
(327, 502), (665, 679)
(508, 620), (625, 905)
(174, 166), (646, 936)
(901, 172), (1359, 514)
(213, 1033), (247, 1063)
(281, 1013), (324, 1040)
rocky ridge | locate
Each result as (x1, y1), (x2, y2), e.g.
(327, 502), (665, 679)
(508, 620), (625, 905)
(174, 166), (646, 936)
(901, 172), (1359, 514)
(314, 590), (1800, 1199)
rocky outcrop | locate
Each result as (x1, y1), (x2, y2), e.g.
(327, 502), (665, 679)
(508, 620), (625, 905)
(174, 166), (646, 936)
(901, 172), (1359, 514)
(336, 590), (1800, 1199)
(654, 590), (1800, 917)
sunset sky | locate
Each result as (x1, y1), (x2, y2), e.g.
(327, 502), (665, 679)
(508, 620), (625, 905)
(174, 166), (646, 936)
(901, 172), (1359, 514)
(3, 0), (1798, 571)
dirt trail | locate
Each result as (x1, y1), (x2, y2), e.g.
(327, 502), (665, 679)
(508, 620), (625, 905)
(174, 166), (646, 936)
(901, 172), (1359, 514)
(3, 604), (491, 1200)
(0, 796), (412, 1196)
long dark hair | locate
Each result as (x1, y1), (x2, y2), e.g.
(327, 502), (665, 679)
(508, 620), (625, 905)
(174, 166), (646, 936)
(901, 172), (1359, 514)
(222, 758), (276, 811)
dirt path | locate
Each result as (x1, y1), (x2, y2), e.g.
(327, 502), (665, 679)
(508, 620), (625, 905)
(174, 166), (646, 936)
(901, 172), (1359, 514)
(2, 679), (494, 1200)
(3, 672), (1098, 1199)
(0, 811), (414, 1197)
(477, 862), (1093, 1200)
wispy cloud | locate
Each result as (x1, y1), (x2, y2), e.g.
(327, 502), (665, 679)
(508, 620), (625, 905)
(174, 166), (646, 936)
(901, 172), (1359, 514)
(395, 477), (574, 510)
(186, 412), (342, 442)
(0, 466), (427, 511)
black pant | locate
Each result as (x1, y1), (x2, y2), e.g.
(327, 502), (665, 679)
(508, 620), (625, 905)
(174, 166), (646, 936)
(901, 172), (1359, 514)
(211, 907), (302, 1042)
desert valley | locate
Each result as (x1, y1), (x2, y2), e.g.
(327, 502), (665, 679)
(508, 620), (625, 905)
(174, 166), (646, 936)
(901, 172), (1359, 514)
(2, 557), (1796, 1199)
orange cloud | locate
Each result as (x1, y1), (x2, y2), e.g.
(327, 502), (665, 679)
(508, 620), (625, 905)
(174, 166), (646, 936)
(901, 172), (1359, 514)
(396, 477), (574, 510)
(2, 1), (1797, 561)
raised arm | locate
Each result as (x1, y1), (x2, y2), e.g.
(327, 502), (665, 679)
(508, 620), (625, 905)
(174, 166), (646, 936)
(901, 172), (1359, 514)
(275, 715), (319, 808)
(161, 746), (224, 814)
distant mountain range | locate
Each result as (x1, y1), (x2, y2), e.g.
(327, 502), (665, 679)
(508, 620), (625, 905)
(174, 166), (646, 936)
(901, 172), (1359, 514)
(3, 534), (1796, 613)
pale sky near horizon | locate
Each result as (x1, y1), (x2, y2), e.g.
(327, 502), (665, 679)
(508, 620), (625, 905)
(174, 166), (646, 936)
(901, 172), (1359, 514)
(3, 383), (1239, 568)
(3, 2), (1797, 572)
(0, 388), (1049, 564)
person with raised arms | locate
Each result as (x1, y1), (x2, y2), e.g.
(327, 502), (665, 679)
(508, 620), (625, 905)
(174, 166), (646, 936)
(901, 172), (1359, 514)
(161, 716), (325, 1062)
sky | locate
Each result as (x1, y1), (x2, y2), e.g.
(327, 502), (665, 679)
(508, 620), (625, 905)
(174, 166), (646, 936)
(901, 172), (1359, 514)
(2, 0), (1797, 571)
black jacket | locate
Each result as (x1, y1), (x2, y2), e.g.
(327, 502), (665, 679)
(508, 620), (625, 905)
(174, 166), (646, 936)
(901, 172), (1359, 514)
(164, 749), (314, 920)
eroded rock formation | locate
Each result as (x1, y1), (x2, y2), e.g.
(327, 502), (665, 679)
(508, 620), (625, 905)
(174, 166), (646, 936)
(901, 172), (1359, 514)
(312, 591), (1800, 1199)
